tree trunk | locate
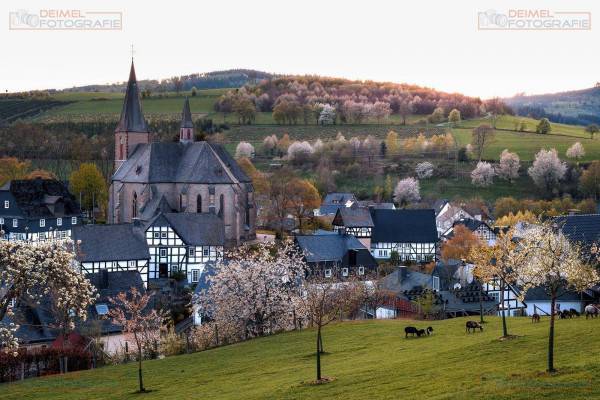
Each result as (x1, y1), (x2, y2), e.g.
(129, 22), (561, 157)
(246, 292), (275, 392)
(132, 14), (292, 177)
(318, 331), (324, 354)
(479, 283), (485, 324)
(316, 327), (322, 381)
(138, 348), (145, 392)
(500, 280), (508, 337)
(548, 292), (556, 373)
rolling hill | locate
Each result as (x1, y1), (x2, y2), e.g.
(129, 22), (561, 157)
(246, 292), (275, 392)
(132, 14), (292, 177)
(4, 317), (600, 400)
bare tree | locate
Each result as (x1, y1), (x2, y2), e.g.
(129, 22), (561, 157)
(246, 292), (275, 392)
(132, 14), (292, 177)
(471, 124), (495, 162)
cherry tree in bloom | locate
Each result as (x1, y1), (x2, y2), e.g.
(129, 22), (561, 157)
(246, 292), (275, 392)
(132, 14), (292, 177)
(515, 223), (598, 372)
(565, 142), (585, 161)
(394, 177), (421, 207)
(287, 141), (314, 163)
(109, 288), (163, 393)
(497, 149), (520, 182)
(198, 241), (307, 341)
(318, 103), (336, 125)
(528, 149), (567, 194)
(415, 162), (434, 179)
(471, 161), (495, 187)
(0, 240), (96, 353)
(235, 141), (255, 159)
(313, 138), (324, 153)
(262, 135), (278, 155)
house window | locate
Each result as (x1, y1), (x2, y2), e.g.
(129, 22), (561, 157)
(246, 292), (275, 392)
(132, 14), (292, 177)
(203, 248), (209, 257)
(161, 232), (167, 239)
(112, 261), (118, 268)
(95, 304), (109, 316)
(192, 269), (200, 283)
(0, 218), (4, 225)
(159, 248), (167, 257)
(12, 219), (18, 228)
(57, 218), (62, 226)
(432, 276), (440, 291)
(153, 232), (160, 239)
(3, 201), (8, 209)
(324, 269), (332, 278)
(128, 260), (136, 267)
(189, 248), (195, 257)
(342, 268), (349, 277)
(71, 217), (77, 225)
(40, 219), (45, 228)
(358, 266), (365, 276)
(171, 265), (178, 273)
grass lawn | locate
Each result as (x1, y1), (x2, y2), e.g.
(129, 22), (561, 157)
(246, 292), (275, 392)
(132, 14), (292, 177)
(4, 317), (600, 400)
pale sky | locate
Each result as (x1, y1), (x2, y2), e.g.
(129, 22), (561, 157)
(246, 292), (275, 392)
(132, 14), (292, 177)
(0, 0), (598, 98)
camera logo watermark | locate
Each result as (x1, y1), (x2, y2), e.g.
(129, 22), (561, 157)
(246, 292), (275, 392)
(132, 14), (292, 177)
(9, 9), (122, 30)
(478, 9), (591, 31)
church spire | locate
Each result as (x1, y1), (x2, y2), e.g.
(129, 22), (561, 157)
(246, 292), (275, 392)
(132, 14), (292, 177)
(115, 60), (149, 133)
(179, 97), (194, 143)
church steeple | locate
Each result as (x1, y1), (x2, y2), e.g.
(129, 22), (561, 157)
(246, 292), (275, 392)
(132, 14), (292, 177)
(179, 97), (194, 143)
(114, 60), (151, 171)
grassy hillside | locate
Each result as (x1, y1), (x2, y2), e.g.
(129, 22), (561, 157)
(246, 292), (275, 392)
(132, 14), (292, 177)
(5, 317), (600, 400)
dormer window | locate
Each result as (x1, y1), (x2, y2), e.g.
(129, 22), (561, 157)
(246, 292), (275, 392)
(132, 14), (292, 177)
(40, 219), (45, 228)
(3, 201), (8, 208)
(71, 217), (77, 225)
(57, 218), (62, 226)
(12, 219), (18, 228)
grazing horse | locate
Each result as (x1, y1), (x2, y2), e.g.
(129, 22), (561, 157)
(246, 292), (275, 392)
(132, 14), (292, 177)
(531, 313), (540, 323)
(559, 310), (571, 319)
(405, 326), (419, 338)
(569, 308), (580, 318)
(585, 304), (599, 319)
(466, 320), (483, 333)
(416, 329), (426, 337)
(426, 327), (434, 335)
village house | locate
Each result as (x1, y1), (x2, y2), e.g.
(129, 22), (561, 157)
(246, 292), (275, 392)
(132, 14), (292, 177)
(315, 192), (358, 216)
(0, 179), (83, 242)
(442, 217), (497, 243)
(295, 231), (378, 279)
(434, 200), (475, 236)
(332, 205), (374, 248)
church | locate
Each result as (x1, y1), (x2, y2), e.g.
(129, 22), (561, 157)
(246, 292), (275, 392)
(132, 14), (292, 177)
(108, 62), (256, 247)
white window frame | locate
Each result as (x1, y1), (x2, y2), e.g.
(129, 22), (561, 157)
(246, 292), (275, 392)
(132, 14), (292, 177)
(112, 261), (118, 268)
(171, 264), (178, 273)
(153, 232), (160, 239)
(56, 218), (62, 226)
(432, 276), (440, 291)
(203, 248), (209, 257)
(189, 247), (195, 257)
(128, 260), (136, 267)
(358, 266), (365, 276)
(192, 269), (200, 283)
(71, 217), (77, 225)
(12, 219), (18, 228)
(161, 232), (167, 239)
(3, 200), (9, 209)
(40, 219), (45, 228)
(342, 267), (349, 277)
(0, 217), (4, 225)
(159, 248), (167, 257)
(324, 268), (332, 278)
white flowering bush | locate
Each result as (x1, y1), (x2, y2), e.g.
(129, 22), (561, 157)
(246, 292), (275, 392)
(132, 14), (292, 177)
(287, 141), (314, 163)
(394, 177), (421, 207)
(471, 161), (495, 187)
(415, 162), (434, 179)
(566, 142), (585, 160)
(528, 148), (567, 193)
(498, 149), (520, 182)
(235, 141), (255, 159)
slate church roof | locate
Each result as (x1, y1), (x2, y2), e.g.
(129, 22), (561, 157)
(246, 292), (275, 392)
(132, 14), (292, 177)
(370, 209), (438, 243)
(113, 141), (251, 184)
(181, 97), (194, 129)
(72, 223), (150, 262)
(115, 61), (149, 133)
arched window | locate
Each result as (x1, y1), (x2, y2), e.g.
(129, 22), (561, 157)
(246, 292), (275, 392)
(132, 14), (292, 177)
(179, 194), (184, 211)
(218, 194), (225, 217)
(132, 192), (138, 218)
(197, 195), (202, 213)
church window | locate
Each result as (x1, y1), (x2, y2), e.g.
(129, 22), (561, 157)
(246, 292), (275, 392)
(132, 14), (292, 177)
(218, 194), (225, 217)
(197, 195), (202, 213)
(132, 193), (138, 218)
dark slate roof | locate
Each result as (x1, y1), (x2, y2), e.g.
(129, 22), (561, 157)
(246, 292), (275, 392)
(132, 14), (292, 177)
(159, 212), (225, 246)
(335, 206), (374, 228)
(554, 214), (600, 244)
(115, 61), (149, 133)
(381, 268), (432, 293)
(113, 141), (251, 184)
(2, 179), (81, 218)
(87, 270), (145, 300)
(370, 209), (438, 243)
(139, 194), (174, 221)
(296, 233), (366, 263)
(524, 286), (592, 302)
(181, 97), (194, 129)
(319, 192), (357, 215)
(443, 218), (492, 239)
(72, 224), (150, 262)
(356, 201), (395, 210)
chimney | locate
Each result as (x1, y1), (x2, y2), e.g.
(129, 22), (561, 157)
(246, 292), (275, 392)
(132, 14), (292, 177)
(397, 266), (408, 285)
(99, 268), (109, 290)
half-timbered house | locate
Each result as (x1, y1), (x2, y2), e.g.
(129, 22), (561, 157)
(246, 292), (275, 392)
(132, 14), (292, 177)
(72, 223), (150, 285)
(442, 218), (496, 243)
(0, 179), (82, 242)
(369, 209), (438, 262)
(145, 212), (224, 283)
(332, 206), (374, 248)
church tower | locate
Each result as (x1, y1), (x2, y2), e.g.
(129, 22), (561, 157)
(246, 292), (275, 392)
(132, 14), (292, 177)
(179, 97), (194, 144)
(114, 60), (150, 171)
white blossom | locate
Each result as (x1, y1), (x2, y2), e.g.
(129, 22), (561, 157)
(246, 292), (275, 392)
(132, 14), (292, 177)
(566, 142), (585, 160)
(528, 149), (567, 193)
(497, 149), (520, 182)
(415, 162), (434, 179)
(235, 141), (255, 159)
(394, 177), (421, 206)
(471, 161), (495, 187)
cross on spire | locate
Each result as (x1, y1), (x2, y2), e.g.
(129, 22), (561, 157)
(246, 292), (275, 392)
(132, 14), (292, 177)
(130, 44), (135, 60)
